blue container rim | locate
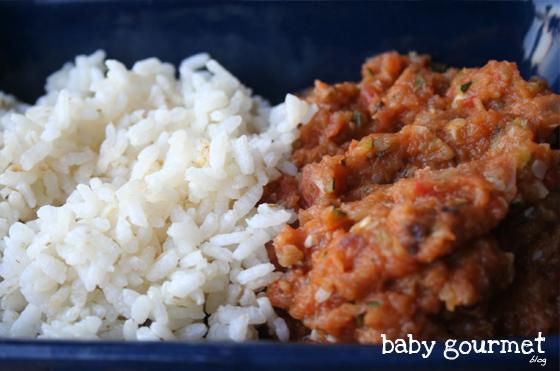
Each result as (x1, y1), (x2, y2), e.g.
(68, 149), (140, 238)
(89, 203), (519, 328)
(0, 335), (557, 367)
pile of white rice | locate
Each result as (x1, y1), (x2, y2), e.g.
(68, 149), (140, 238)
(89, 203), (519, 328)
(0, 51), (316, 340)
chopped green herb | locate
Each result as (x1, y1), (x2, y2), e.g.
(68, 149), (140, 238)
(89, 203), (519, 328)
(511, 118), (528, 129)
(453, 198), (469, 207)
(353, 111), (364, 128)
(325, 177), (335, 193)
(359, 137), (374, 151)
(430, 61), (448, 73)
(333, 208), (347, 217)
(367, 300), (383, 308)
(366, 67), (375, 77)
(414, 74), (425, 91)
(460, 81), (472, 93)
(376, 231), (390, 246)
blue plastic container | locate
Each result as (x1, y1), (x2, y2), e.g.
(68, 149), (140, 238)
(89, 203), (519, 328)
(0, 1), (558, 370)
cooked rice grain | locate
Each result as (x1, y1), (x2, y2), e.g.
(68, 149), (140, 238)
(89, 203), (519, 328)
(0, 51), (316, 341)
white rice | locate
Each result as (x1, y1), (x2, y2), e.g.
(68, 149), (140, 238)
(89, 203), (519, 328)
(0, 50), (316, 341)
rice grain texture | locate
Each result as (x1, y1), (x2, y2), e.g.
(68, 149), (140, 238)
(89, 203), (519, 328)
(0, 51), (316, 340)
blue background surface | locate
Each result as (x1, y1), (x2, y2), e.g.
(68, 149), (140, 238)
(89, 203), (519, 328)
(0, 1), (558, 370)
(0, 0), (558, 105)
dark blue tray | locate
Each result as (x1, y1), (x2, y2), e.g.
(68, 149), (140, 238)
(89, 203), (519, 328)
(0, 1), (558, 370)
(0, 337), (558, 371)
